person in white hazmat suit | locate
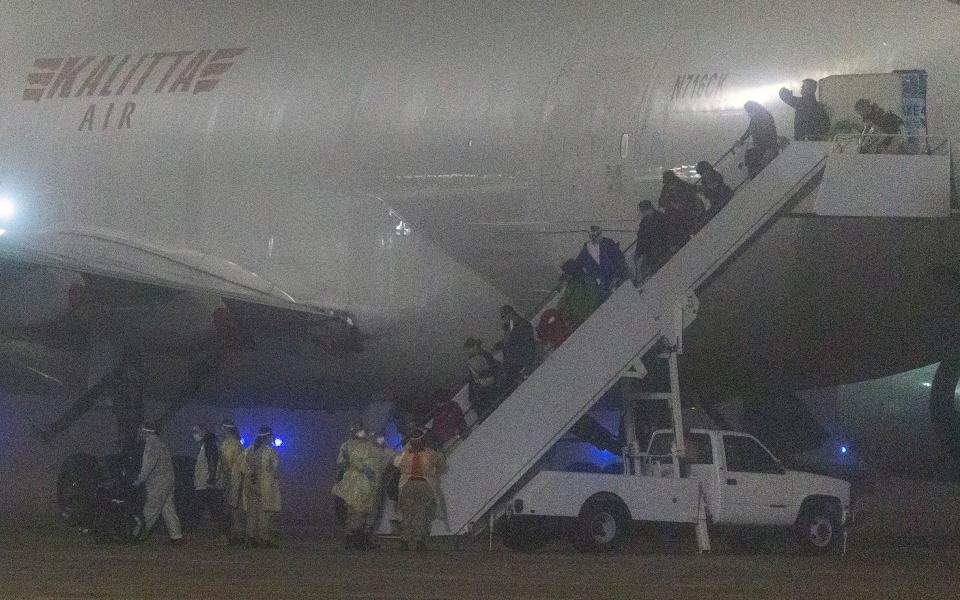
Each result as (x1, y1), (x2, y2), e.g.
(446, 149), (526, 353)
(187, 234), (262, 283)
(219, 420), (246, 544)
(242, 426), (281, 547)
(132, 422), (183, 543)
(332, 425), (381, 550)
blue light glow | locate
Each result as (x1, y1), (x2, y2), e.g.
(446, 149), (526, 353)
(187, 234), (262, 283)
(273, 437), (283, 448)
(840, 445), (848, 454)
(586, 448), (619, 467)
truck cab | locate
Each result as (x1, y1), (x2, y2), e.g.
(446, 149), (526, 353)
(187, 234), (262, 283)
(646, 428), (851, 552)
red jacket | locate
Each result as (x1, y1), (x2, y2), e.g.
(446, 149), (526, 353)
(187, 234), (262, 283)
(431, 401), (464, 444)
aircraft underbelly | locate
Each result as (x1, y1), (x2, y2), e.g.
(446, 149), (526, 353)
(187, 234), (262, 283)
(684, 214), (960, 390)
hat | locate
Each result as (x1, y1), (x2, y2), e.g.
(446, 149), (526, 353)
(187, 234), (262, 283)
(221, 419), (238, 430)
(854, 98), (872, 114)
(256, 426), (274, 438)
(695, 161), (712, 174)
(141, 421), (158, 433)
(463, 337), (480, 349)
(499, 304), (515, 318)
(802, 78), (817, 90)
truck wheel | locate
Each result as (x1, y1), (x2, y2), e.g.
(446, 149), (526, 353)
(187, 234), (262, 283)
(500, 516), (549, 552)
(573, 497), (629, 552)
(796, 504), (840, 554)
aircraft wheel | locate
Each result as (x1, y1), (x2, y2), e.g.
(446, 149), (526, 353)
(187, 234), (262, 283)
(57, 453), (103, 528)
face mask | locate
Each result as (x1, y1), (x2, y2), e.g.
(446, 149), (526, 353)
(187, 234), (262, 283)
(193, 432), (202, 443)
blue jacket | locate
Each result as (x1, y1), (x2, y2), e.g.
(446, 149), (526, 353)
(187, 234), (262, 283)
(577, 237), (626, 288)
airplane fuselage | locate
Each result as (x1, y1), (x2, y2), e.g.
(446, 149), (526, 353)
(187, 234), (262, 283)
(0, 1), (958, 402)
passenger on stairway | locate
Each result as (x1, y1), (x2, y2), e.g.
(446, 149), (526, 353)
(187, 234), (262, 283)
(556, 259), (603, 335)
(658, 171), (701, 244)
(428, 388), (466, 449)
(633, 200), (669, 284)
(536, 307), (569, 351)
(496, 305), (537, 394)
(695, 161), (733, 223)
(463, 337), (501, 421)
(734, 101), (779, 179)
(854, 98), (904, 154)
(779, 79), (831, 141)
(576, 225), (627, 297)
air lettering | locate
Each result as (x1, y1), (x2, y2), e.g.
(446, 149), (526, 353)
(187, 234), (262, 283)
(76, 102), (136, 131)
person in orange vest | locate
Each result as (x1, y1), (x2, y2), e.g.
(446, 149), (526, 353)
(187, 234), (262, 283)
(392, 429), (445, 551)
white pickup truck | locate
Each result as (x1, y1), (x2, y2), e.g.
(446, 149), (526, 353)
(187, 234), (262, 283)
(499, 428), (851, 554)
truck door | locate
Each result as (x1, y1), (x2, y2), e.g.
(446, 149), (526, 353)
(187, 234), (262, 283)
(684, 433), (719, 520)
(645, 432), (719, 518)
(719, 434), (793, 525)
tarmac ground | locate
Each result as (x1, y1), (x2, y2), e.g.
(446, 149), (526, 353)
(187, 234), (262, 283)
(1, 517), (959, 600)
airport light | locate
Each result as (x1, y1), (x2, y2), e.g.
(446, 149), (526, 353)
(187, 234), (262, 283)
(921, 382), (932, 388)
(273, 437), (283, 448)
(840, 445), (848, 454)
(0, 196), (14, 221)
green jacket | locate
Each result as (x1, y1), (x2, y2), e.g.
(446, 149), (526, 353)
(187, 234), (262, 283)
(557, 275), (602, 325)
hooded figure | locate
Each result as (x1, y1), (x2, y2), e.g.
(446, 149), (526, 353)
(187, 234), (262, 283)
(695, 161), (734, 220)
(393, 429), (445, 551)
(332, 424), (382, 549)
(192, 424), (225, 529)
(133, 422), (183, 543)
(736, 101), (780, 178)
(219, 420), (245, 544)
(854, 98), (904, 153)
(658, 171), (702, 242)
(241, 426), (281, 547)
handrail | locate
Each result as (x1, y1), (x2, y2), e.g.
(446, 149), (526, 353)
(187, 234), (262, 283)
(421, 142), (740, 436)
(831, 133), (951, 156)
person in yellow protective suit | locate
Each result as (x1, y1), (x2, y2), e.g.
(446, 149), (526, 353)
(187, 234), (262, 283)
(332, 425), (381, 550)
(393, 429), (445, 551)
(241, 426), (281, 548)
(363, 432), (397, 548)
(218, 420), (245, 545)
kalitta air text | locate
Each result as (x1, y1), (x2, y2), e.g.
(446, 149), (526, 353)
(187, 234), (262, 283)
(22, 48), (247, 132)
